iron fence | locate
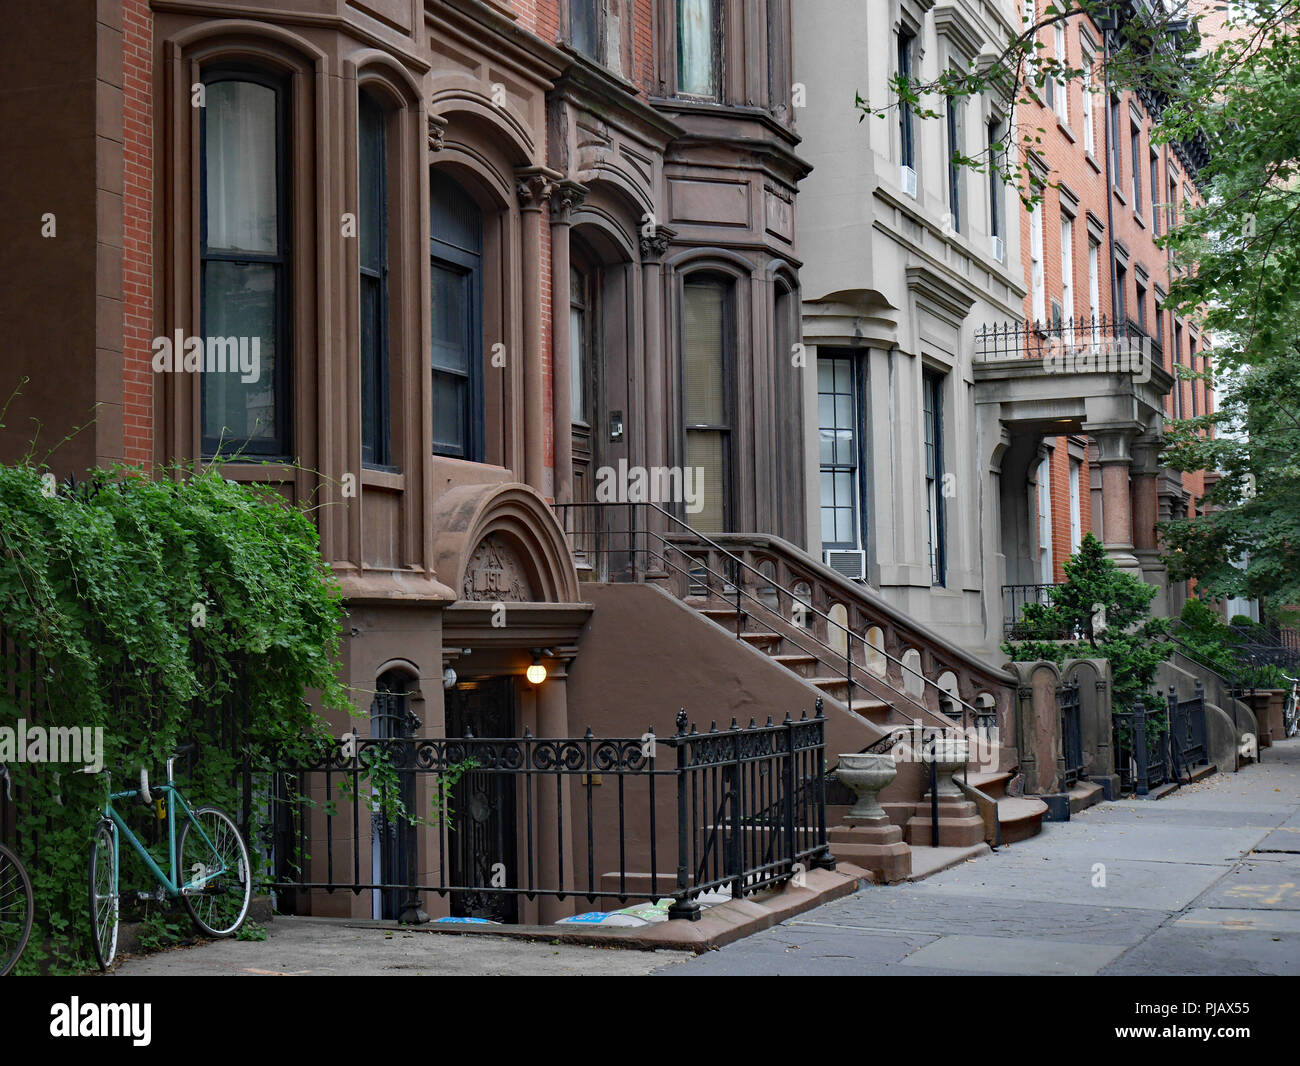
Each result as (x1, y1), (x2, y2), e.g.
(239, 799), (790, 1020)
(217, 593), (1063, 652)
(1167, 682), (1209, 781)
(1113, 699), (1171, 796)
(1058, 679), (1084, 789)
(1003, 583), (1064, 639)
(263, 706), (834, 923)
(976, 313), (1154, 363)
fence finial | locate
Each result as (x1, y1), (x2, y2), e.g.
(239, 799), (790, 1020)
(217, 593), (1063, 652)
(675, 708), (688, 734)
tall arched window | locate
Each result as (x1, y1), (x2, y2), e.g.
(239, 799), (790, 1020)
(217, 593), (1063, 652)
(682, 274), (733, 533)
(429, 170), (484, 461)
(359, 90), (390, 467)
(200, 68), (290, 458)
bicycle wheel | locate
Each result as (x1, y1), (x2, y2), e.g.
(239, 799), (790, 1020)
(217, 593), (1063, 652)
(178, 806), (251, 938)
(0, 843), (33, 976)
(89, 821), (118, 971)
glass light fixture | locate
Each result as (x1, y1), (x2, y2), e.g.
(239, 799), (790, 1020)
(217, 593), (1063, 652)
(526, 652), (547, 686)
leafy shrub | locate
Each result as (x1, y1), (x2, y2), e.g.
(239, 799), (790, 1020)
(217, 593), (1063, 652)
(1003, 533), (1173, 714)
(0, 461), (348, 972)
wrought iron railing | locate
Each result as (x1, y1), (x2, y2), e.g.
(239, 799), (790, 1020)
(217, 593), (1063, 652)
(1002, 583), (1064, 639)
(1058, 679), (1084, 789)
(1166, 682), (1209, 781)
(553, 501), (1005, 778)
(1113, 699), (1171, 796)
(264, 708), (834, 923)
(976, 313), (1151, 361)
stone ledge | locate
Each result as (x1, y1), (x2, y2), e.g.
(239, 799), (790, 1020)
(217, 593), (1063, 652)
(306, 865), (868, 954)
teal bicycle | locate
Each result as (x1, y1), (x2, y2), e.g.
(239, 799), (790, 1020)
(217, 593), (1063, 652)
(89, 744), (251, 970)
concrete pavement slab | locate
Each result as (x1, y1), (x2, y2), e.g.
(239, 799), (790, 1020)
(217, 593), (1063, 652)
(899, 934), (1126, 975)
(1175, 907), (1300, 934)
(1102, 924), (1299, 976)
(784, 890), (1167, 944)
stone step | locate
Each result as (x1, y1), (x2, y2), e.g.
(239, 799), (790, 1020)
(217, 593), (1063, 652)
(739, 631), (783, 649)
(769, 653), (819, 677)
(965, 770), (1012, 800)
(809, 677), (851, 699)
(1068, 780), (1103, 814)
(996, 796), (1048, 844)
(849, 698), (894, 725)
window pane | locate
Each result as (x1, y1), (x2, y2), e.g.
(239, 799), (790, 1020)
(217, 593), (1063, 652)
(683, 281), (725, 425)
(361, 274), (382, 464)
(571, 0), (599, 58)
(686, 428), (724, 533)
(432, 371), (465, 455)
(359, 95), (385, 273)
(431, 264), (469, 373)
(205, 80), (278, 255)
(570, 305), (586, 423)
(678, 0), (716, 97)
(202, 260), (277, 444)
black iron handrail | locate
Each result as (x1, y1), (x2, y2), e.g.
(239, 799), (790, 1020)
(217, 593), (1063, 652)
(554, 501), (995, 758)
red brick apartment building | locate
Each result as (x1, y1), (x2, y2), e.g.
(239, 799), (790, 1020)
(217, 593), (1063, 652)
(1012, 0), (1213, 619)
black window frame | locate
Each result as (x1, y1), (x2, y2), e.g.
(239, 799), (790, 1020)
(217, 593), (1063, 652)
(1130, 121), (1142, 209)
(199, 65), (292, 461)
(359, 90), (392, 470)
(987, 118), (1003, 241)
(429, 169), (485, 463)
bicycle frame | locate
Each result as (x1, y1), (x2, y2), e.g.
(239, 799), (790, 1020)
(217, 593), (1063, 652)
(100, 782), (228, 899)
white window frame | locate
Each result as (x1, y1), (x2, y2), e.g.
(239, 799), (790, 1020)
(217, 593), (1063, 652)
(1081, 48), (1095, 154)
(1053, 23), (1068, 124)
(1029, 201), (1045, 325)
(1060, 215), (1075, 324)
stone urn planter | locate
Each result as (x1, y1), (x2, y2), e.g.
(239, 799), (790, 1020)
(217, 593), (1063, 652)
(920, 737), (970, 799)
(834, 752), (897, 822)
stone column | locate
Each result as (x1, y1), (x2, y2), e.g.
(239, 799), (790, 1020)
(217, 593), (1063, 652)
(516, 168), (557, 495)
(639, 225), (674, 473)
(548, 181), (587, 506)
(1130, 434), (1170, 611)
(534, 659), (576, 923)
(640, 226), (674, 573)
(1089, 428), (1142, 575)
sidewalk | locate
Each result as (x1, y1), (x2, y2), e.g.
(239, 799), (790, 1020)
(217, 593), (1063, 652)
(667, 738), (1300, 976)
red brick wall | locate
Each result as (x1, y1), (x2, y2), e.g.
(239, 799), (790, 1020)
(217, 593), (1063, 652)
(1015, 6), (1209, 568)
(121, 0), (153, 467)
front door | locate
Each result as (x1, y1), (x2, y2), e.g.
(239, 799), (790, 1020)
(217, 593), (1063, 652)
(445, 677), (518, 922)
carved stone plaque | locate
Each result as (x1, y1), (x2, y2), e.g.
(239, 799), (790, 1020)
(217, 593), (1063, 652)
(462, 534), (534, 602)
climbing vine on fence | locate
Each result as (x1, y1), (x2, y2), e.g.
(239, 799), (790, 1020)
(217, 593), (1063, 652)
(0, 460), (350, 972)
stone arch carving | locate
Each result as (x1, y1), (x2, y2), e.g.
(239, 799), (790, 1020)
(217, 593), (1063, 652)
(431, 482), (580, 604)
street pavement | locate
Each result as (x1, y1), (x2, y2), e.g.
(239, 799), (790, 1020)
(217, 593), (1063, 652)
(112, 738), (1300, 976)
(669, 738), (1300, 976)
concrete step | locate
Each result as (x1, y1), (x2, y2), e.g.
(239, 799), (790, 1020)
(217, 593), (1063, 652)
(996, 796), (1048, 844)
(739, 631), (783, 650)
(1187, 763), (1218, 783)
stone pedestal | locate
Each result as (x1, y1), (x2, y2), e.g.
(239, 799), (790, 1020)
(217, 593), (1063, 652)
(904, 795), (987, 847)
(829, 753), (912, 881)
(904, 738), (986, 847)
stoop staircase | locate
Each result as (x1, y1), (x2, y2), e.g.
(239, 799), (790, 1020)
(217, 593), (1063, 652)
(556, 502), (1047, 861)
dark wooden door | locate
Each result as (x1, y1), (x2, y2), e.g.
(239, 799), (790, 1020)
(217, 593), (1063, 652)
(445, 677), (518, 922)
